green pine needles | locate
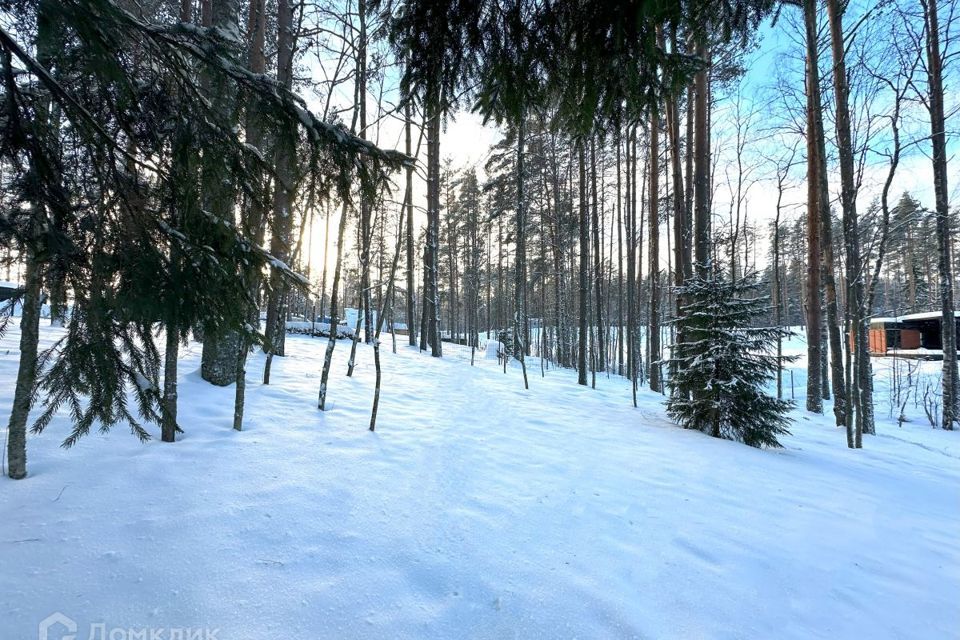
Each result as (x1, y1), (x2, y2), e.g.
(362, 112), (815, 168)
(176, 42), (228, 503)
(667, 275), (794, 448)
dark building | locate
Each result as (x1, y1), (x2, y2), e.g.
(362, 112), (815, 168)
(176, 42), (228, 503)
(0, 281), (22, 303)
(868, 312), (960, 359)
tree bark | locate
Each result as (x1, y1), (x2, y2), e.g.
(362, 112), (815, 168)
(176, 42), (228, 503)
(199, 0), (242, 387)
(922, 0), (958, 429)
(425, 88), (442, 357)
(693, 38), (711, 278)
(649, 103), (662, 393)
(626, 126), (638, 406)
(803, 0), (823, 414)
(405, 87), (416, 347)
(231, 0), (267, 428)
(162, 325), (179, 441)
(369, 199), (406, 431)
(262, 0), (296, 381)
(318, 202), (349, 410)
(826, 0), (868, 445)
(590, 136), (604, 375)
(577, 139), (589, 386)
(6, 254), (41, 479)
(515, 116), (530, 388)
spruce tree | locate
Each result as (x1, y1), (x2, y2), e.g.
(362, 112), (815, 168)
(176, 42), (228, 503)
(667, 275), (793, 448)
(1, 0), (407, 475)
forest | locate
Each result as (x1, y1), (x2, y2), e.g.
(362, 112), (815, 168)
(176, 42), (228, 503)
(0, 0), (958, 638)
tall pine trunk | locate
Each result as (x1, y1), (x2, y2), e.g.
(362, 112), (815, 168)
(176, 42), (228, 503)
(616, 126), (624, 376)
(626, 127), (638, 406)
(263, 0), (296, 383)
(693, 38), (711, 278)
(515, 115), (530, 387)
(404, 85), (416, 347)
(666, 25), (690, 398)
(590, 137), (604, 374)
(232, 0), (267, 428)
(425, 88), (442, 357)
(358, 0), (374, 346)
(649, 103), (662, 393)
(577, 140), (589, 386)
(802, 0), (824, 414)
(922, 0), (958, 429)
(826, 0), (869, 445)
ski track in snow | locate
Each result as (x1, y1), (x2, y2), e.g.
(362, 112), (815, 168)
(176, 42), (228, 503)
(1, 322), (959, 639)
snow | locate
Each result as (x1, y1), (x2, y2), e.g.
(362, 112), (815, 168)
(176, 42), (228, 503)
(899, 311), (960, 321)
(1, 321), (959, 639)
(873, 310), (960, 323)
(484, 339), (504, 359)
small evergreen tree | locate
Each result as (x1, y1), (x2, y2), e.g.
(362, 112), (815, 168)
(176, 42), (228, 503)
(496, 327), (515, 358)
(667, 275), (793, 448)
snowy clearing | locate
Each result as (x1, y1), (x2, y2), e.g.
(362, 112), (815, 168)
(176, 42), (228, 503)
(2, 321), (959, 639)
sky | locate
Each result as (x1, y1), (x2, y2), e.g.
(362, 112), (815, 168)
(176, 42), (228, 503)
(301, 3), (958, 281)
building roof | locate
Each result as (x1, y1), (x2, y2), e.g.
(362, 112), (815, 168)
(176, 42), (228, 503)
(899, 311), (960, 322)
(871, 311), (960, 325)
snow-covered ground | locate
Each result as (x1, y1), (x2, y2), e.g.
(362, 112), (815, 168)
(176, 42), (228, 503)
(1, 321), (958, 639)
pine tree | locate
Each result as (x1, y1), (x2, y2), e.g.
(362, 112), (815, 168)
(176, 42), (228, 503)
(667, 275), (793, 448)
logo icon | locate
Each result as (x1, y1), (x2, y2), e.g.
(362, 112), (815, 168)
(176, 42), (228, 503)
(38, 612), (77, 640)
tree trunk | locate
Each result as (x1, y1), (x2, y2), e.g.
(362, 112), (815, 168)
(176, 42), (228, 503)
(425, 88), (442, 357)
(232, 0), (267, 427)
(369, 199), (406, 431)
(199, 0), (242, 387)
(162, 0), (196, 435)
(358, 0), (374, 346)
(405, 87), (416, 347)
(346, 295), (364, 376)
(515, 116), (530, 388)
(590, 136), (604, 375)
(803, 0), (823, 414)
(6, 254), (41, 479)
(821, 211), (846, 426)
(626, 126), (638, 406)
(318, 202), (350, 410)
(922, 0), (958, 429)
(693, 37), (711, 278)
(616, 126), (624, 376)
(666, 27), (690, 398)
(649, 103), (662, 393)
(826, 0), (868, 445)
(262, 0), (296, 380)
(577, 139), (589, 386)
(162, 325), (179, 441)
